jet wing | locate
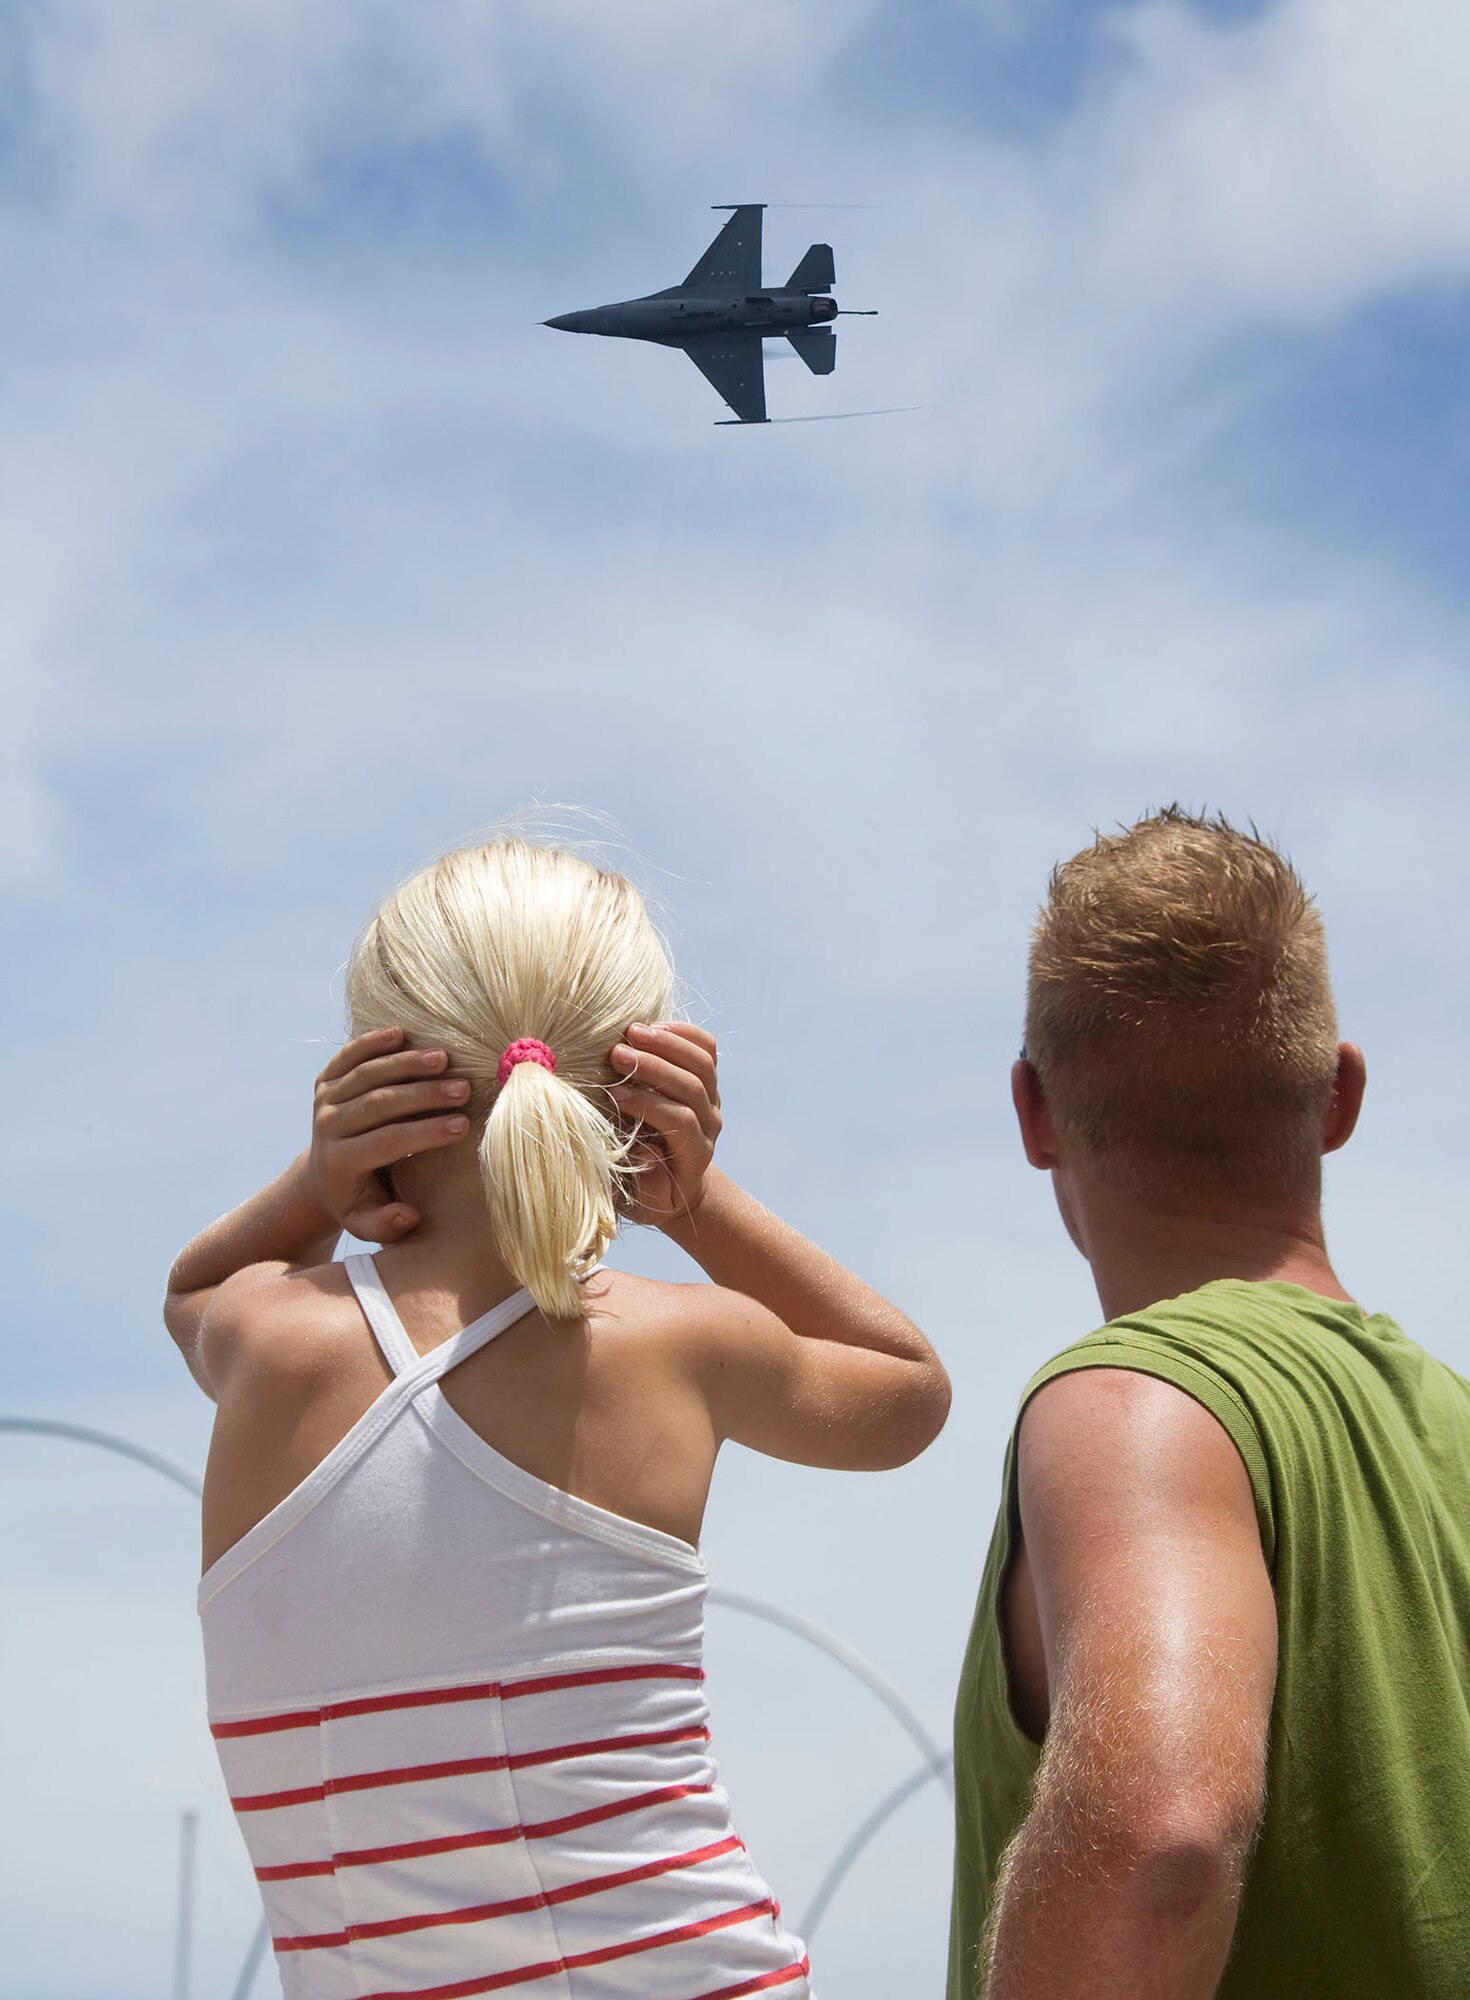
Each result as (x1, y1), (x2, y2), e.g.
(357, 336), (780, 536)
(683, 205), (764, 290)
(682, 337), (767, 423)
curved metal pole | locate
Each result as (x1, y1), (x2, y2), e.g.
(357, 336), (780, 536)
(228, 1592), (950, 1993)
(230, 1917), (271, 2000)
(799, 1753), (948, 1943)
(0, 1433), (949, 1788)
(707, 1587), (952, 1793)
(173, 1809), (199, 2000)
(2, 1419), (954, 1984)
(0, 1417), (202, 1498)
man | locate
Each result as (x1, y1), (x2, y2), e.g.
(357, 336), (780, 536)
(949, 808), (1470, 1999)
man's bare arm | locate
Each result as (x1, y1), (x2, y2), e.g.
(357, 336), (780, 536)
(983, 1368), (1277, 2000)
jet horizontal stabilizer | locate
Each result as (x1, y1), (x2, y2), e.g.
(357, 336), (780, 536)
(787, 328), (836, 376)
(786, 243), (835, 293)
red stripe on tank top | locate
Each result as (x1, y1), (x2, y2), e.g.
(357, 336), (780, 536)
(214, 1684), (497, 1737)
(353, 1897), (779, 2000)
(274, 1835), (745, 1951)
(232, 1724), (710, 1812)
(255, 1781), (715, 1880)
(500, 1662), (703, 1700)
(684, 1962), (811, 2000)
(212, 1662), (704, 1738)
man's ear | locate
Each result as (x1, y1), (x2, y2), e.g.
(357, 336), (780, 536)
(1012, 1058), (1061, 1171)
(1322, 1042), (1366, 1156)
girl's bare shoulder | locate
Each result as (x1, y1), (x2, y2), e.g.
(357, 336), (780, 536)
(584, 1268), (783, 1363)
(202, 1257), (377, 1392)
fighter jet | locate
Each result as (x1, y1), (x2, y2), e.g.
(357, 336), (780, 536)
(544, 205), (872, 425)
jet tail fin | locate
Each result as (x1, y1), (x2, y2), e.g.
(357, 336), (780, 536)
(787, 328), (836, 376)
(786, 243), (835, 292)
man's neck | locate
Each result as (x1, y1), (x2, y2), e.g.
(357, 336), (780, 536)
(1078, 1189), (1355, 1324)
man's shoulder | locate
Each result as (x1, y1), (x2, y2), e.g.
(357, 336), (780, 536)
(1022, 1288), (1239, 1398)
(1029, 1280), (1354, 1390)
(1022, 1307), (1264, 1445)
(1020, 1288), (1288, 1556)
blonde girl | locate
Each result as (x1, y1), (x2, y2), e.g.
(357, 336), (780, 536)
(167, 837), (948, 2000)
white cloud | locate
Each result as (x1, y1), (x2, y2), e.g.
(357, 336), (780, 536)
(1091, 0), (1470, 322)
(5, 4), (1470, 1995)
(25, 0), (877, 231)
(29, 3), (350, 228)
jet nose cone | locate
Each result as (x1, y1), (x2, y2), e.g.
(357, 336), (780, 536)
(544, 312), (581, 332)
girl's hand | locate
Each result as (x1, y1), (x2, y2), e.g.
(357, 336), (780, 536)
(609, 1023), (722, 1226)
(310, 1027), (471, 1241)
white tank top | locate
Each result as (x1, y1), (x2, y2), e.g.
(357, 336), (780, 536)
(199, 1254), (813, 2000)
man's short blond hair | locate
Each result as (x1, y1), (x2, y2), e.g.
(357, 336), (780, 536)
(1025, 808), (1339, 1198)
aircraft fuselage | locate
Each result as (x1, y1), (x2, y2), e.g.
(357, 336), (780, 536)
(547, 291), (839, 343)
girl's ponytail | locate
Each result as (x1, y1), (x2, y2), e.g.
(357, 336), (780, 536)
(480, 1054), (629, 1321)
(346, 837), (674, 1321)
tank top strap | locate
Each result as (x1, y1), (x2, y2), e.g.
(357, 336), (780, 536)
(343, 1252), (537, 1384)
(344, 1253), (420, 1375)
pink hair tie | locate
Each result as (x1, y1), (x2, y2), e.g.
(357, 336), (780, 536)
(497, 1037), (557, 1086)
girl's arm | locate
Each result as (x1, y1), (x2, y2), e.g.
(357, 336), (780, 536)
(610, 1023), (950, 1469)
(164, 1157), (338, 1393)
(163, 1028), (468, 1395)
(668, 1169), (951, 1468)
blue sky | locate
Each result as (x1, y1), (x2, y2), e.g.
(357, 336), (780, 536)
(3, 2), (1469, 1995)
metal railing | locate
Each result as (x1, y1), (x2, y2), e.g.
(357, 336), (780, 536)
(4, 1415), (951, 1992)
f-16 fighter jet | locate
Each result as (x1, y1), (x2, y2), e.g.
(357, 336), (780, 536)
(544, 205), (872, 425)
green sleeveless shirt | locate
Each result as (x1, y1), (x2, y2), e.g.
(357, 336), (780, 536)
(948, 1281), (1470, 2000)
